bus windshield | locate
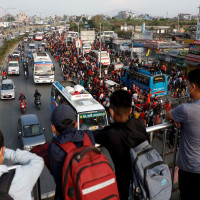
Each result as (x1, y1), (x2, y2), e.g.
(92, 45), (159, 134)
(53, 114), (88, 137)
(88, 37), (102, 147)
(79, 112), (107, 130)
(34, 65), (53, 75)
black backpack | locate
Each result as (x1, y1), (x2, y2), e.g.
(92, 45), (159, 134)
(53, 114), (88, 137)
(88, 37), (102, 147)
(0, 169), (16, 200)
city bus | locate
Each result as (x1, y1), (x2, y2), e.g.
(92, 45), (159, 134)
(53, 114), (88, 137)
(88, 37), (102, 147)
(121, 66), (168, 97)
(89, 50), (110, 66)
(51, 81), (108, 130)
(33, 52), (55, 83)
(35, 32), (43, 41)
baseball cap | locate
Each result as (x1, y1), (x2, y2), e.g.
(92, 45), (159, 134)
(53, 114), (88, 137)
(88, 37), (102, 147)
(51, 104), (76, 127)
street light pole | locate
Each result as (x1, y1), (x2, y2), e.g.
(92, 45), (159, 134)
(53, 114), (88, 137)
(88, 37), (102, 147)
(78, 21), (79, 56)
(99, 22), (102, 78)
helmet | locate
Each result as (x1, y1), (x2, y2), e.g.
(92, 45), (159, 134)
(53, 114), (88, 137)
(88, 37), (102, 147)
(20, 92), (23, 96)
(35, 89), (38, 93)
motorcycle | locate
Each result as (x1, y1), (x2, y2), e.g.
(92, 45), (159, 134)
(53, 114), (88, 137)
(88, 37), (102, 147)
(35, 96), (41, 110)
(2, 74), (7, 80)
(20, 100), (26, 113)
(24, 70), (28, 79)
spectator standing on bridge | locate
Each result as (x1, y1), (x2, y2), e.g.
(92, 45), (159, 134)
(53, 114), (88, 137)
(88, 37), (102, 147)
(166, 68), (200, 200)
(0, 130), (44, 200)
(93, 90), (149, 199)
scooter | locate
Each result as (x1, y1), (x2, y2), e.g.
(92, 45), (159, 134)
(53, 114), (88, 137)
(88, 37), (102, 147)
(20, 100), (26, 113)
(35, 96), (41, 110)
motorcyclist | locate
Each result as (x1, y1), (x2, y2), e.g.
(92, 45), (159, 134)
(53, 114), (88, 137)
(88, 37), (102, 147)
(34, 90), (41, 99)
(2, 70), (7, 78)
(19, 93), (26, 101)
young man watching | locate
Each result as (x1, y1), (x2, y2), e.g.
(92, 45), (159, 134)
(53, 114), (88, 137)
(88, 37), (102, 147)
(93, 90), (149, 200)
(48, 104), (95, 200)
(0, 130), (44, 200)
(166, 68), (200, 200)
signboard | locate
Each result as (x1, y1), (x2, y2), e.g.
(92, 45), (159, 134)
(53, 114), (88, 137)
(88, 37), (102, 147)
(120, 43), (130, 51)
(133, 48), (146, 54)
(80, 30), (95, 42)
(194, 40), (200, 45)
(144, 41), (159, 49)
(80, 112), (105, 119)
(133, 41), (144, 47)
(75, 39), (82, 48)
(184, 39), (194, 44)
(188, 44), (200, 55)
(144, 31), (153, 40)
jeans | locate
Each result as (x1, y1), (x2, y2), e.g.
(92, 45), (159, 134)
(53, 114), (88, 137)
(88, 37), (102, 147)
(179, 169), (200, 200)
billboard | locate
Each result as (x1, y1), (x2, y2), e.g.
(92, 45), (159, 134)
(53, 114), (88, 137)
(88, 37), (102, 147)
(80, 30), (95, 42)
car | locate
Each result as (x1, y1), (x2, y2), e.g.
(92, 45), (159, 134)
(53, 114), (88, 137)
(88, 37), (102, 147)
(23, 37), (28, 42)
(12, 50), (20, 57)
(17, 114), (46, 151)
(19, 32), (24, 36)
(1, 79), (15, 99)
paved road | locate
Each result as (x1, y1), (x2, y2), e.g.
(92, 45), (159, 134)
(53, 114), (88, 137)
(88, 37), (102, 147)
(0, 41), (65, 197)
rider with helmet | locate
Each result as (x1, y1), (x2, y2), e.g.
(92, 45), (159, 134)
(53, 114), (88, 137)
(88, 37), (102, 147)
(19, 93), (26, 101)
(34, 90), (41, 99)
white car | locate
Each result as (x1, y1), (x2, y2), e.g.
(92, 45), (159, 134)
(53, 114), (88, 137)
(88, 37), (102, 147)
(1, 79), (15, 99)
(11, 35), (15, 39)
(23, 37), (28, 42)
(19, 32), (24, 36)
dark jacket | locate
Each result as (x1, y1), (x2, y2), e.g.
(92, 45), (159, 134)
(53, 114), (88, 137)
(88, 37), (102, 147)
(48, 127), (95, 200)
(93, 118), (149, 200)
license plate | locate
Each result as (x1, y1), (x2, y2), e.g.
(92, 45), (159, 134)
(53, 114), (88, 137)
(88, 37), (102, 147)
(5, 95), (10, 97)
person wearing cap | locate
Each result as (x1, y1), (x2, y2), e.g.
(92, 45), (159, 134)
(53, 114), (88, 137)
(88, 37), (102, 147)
(49, 104), (95, 200)
(30, 104), (95, 200)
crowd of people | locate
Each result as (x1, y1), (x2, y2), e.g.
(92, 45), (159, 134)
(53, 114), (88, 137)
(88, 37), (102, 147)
(1, 29), (200, 200)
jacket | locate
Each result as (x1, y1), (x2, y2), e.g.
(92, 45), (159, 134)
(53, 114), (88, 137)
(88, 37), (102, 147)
(48, 127), (95, 200)
(0, 148), (44, 200)
(93, 118), (149, 200)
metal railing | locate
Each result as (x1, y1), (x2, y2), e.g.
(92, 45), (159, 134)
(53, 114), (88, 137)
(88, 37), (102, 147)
(10, 122), (179, 199)
(146, 122), (179, 189)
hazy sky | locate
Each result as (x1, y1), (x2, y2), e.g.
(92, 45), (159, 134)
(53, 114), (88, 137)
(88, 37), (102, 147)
(0, 0), (199, 18)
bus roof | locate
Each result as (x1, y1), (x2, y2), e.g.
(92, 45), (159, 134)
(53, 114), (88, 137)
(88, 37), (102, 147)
(123, 66), (167, 78)
(54, 81), (105, 113)
(33, 52), (52, 62)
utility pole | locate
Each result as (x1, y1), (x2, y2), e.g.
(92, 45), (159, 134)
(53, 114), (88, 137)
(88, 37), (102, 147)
(78, 21), (79, 57)
(178, 14), (180, 33)
(99, 22), (102, 78)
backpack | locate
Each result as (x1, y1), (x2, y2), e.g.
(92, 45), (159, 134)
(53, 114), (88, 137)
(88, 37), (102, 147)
(130, 140), (172, 200)
(0, 169), (16, 200)
(54, 133), (119, 200)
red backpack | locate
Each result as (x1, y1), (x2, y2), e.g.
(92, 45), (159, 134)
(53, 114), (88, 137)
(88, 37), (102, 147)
(54, 133), (119, 200)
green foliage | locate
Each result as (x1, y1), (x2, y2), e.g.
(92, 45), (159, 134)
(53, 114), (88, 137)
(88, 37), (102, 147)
(0, 35), (23, 66)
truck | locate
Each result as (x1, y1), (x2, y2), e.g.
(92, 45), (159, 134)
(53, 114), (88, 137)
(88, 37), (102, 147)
(8, 58), (20, 75)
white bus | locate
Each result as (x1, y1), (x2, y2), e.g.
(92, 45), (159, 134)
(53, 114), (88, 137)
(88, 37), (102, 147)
(35, 32), (43, 41)
(89, 50), (110, 66)
(33, 52), (55, 83)
(51, 81), (108, 130)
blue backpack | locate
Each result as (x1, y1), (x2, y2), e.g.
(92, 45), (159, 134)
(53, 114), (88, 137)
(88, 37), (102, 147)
(130, 140), (172, 200)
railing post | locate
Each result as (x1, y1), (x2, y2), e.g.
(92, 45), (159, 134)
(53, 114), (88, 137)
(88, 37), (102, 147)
(161, 129), (167, 161)
(149, 131), (154, 145)
(171, 127), (179, 186)
(33, 178), (41, 200)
